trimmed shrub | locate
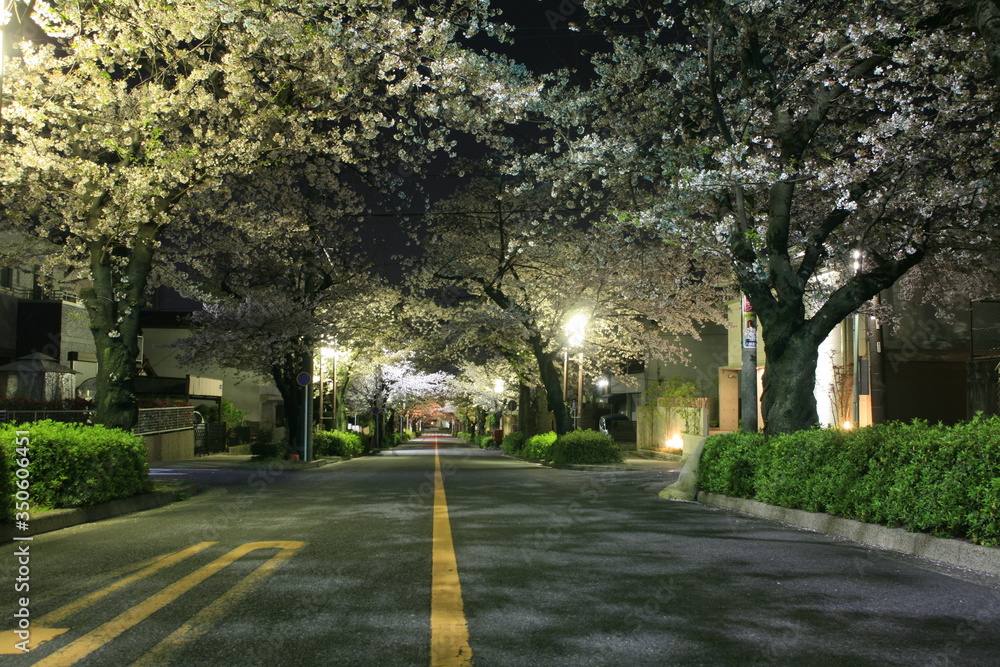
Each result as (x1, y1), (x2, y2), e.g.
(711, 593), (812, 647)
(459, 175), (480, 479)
(1, 433), (13, 521)
(1, 420), (149, 511)
(697, 416), (1000, 546)
(522, 431), (557, 461)
(552, 429), (623, 465)
(501, 431), (526, 456)
(313, 429), (364, 458)
(697, 430), (766, 498)
(477, 434), (493, 449)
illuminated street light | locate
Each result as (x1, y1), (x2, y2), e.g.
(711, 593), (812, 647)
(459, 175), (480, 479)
(563, 313), (589, 430)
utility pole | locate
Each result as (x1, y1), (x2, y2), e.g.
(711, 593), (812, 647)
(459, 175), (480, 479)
(869, 292), (887, 424)
(741, 295), (759, 431)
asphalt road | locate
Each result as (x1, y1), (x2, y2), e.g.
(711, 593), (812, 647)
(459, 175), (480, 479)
(2, 433), (999, 666)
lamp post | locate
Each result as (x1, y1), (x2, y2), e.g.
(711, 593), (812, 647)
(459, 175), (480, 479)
(852, 249), (862, 428)
(564, 313), (589, 430)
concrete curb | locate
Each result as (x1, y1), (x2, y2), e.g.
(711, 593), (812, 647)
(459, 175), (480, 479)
(1, 483), (199, 544)
(697, 491), (1000, 578)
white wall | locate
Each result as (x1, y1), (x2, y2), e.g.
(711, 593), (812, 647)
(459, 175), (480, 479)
(141, 328), (266, 422)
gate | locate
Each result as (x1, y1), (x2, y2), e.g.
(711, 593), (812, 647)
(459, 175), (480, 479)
(194, 423), (227, 454)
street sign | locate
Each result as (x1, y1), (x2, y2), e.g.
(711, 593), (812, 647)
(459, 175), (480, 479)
(296, 372), (310, 387)
(371, 406), (381, 416)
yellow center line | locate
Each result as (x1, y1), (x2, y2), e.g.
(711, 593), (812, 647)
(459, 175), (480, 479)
(33, 541), (305, 667)
(430, 438), (473, 667)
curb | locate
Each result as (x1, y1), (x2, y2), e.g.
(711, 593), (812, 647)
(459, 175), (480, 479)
(698, 491), (1000, 578)
(1, 483), (199, 544)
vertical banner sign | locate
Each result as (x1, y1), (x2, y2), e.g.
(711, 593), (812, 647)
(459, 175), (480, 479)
(742, 296), (757, 349)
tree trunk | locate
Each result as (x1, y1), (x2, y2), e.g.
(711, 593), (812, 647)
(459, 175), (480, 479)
(528, 335), (568, 434)
(517, 382), (533, 436)
(270, 344), (313, 458)
(80, 234), (156, 431)
(759, 329), (822, 435)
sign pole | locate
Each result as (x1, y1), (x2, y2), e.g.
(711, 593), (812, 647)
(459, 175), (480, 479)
(296, 369), (312, 462)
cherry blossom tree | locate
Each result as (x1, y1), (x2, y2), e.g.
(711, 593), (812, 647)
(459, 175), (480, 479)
(166, 157), (384, 453)
(539, 0), (1000, 434)
(414, 175), (730, 435)
(447, 358), (518, 438)
(344, 353), (451, 448)
(0, 0), (536, 430)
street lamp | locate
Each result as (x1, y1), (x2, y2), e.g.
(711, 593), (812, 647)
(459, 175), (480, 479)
(318, 345), (346, 430)
(317, 347), (333, 429)
(564, 313), (589, 430)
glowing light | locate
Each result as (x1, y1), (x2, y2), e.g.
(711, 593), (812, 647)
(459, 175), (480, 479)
(843, 420), (853, 430)
(564, 312), (589, 347)
(666, 433), (683, 450)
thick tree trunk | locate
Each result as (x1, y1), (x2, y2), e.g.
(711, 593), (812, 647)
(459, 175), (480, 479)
(80, 234), (155, 431)
(90, 332), (139, 431)
(759, 330), (822, 435)
(528, 335), (568, 434)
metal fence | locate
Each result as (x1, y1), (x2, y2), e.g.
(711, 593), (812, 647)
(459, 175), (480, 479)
(972, 300), (1000, 359)
(135, 406), (195, 435)
(0, 409), (91, 424)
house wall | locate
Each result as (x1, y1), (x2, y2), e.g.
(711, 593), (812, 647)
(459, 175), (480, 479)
(881, 291), (973, 425)
(140, 328), (265, 422)
(0, 293), (17, 363)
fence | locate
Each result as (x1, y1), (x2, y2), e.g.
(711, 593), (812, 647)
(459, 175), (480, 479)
(0, 409), (90, 424)
(135, 406), (195, 435)
(0, 406), (195, 436)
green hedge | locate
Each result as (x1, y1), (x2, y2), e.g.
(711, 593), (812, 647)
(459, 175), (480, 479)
(501, 431), (526, 456)
(698, 416), (1000, 546)
(313, 429), (364, 458)
(0, 434), (13, 521)
(2, 421), (150, 517)
(522, 431), (558, 461)
(552, 429), (623, 465)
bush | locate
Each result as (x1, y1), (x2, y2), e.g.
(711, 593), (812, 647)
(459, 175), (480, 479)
(522, 431), (558, 461)
(478, 434), (493, 449)
(195, 397), (245, 430)
(250, 440), (285, 460)
(501, 431), (526, 456)
(552, 429), (623, 465)
(1, 421), (150, 512)
(313, 429), (364, 458)
(697, 416), (1000, 546)
(697, 430), (767, 498)
(1, 434), (13, 521)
